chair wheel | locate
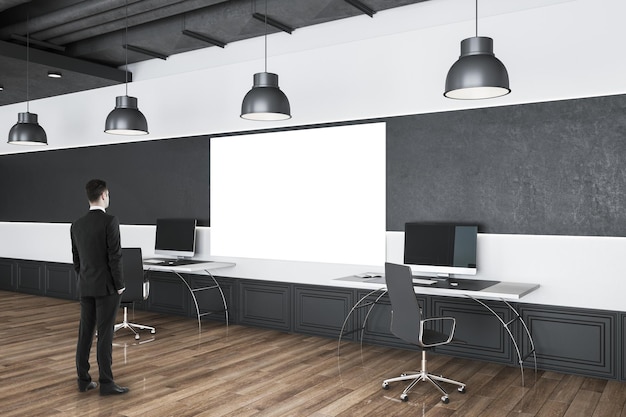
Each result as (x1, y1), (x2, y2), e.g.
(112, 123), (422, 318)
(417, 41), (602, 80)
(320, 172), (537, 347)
(134, 334), (140, 340)
(441, 396), (449, 404)
(400, 393), (408, 402)
(382, 382), (389, 390)
(458, 386), (466, 393)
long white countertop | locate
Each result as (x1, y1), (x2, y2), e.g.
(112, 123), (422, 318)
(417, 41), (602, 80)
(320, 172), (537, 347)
(141, 257), (539, 302)
(142, 258), (236, 273)
(333, 275), (540, 301)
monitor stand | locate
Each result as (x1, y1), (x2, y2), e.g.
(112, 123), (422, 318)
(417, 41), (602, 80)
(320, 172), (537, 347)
(411, 273), (449, 283)
(433, 273), (450, 281)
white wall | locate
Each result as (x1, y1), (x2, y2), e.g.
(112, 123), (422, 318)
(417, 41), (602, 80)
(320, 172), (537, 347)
(1, 0), (625, 311)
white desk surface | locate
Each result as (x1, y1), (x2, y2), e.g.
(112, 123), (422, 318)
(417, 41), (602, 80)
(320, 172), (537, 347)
(140, 260), (538, 301)
(477, 281), (540, 300)
(143, 259), (236, 273)
(334, 275), (539, 301)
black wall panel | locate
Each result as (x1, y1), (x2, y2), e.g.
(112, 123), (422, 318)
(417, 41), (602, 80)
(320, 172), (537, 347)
(190, 275), (235, 323)
(0, 136), (210, 225)
(0, 259), (15, 291)
(294, 285), (354, 338)
(520, 304), (617, 379)
(45, 263), (75, 300)
(146, 271), (190, 316)
(386, 94), (626, 235)
(358, 290), (428, 350)
(239, 281), (291, 331)
(621, 313), (626, 381)
(16, 262), (43, 294)
(431, 297), (514, 364)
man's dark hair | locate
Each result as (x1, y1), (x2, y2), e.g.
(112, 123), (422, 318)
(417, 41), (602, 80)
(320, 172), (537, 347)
(85, 179), (107, 203)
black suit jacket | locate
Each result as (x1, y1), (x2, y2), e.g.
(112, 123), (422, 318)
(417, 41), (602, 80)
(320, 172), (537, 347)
(71, 209), (124, 297)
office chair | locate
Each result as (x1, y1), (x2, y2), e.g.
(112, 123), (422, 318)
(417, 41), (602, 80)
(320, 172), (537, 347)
(381, 262), (465, 404)
(114, 247), (156, 340)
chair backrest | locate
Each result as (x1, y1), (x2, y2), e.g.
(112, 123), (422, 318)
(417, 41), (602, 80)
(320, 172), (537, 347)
(385, 262), (422, 345)
(121, 247), (146, 303)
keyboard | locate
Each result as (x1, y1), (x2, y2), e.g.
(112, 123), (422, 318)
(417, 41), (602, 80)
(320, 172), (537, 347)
(357, 273), (382, 278)
(147, 259), (211, 267)
(412, 278), (436, 285)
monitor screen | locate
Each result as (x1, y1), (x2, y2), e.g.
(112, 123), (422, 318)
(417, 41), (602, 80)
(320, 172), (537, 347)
(154, 218), (197, 258)
(404, 222), (478, 277)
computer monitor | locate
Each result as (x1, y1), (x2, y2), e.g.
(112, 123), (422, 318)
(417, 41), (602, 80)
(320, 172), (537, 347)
(154, 218), (197, 259)
(403, 222), (478, 278)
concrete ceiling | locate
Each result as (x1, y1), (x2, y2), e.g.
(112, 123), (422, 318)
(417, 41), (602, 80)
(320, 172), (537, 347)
(0, 0), (428, 107)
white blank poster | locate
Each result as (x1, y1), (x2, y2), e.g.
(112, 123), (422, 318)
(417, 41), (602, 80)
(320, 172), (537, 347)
(210, 122), (386, 265)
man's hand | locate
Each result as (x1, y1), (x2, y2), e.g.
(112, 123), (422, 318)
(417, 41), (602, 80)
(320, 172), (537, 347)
(117, 287), (125, 295)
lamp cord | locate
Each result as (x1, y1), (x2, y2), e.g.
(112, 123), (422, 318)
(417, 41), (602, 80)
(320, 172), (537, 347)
(124, 0), (129, 96)
(264, 0), (267, 73)
(26, 9), (30, 112)
(475, 0), (478, 37)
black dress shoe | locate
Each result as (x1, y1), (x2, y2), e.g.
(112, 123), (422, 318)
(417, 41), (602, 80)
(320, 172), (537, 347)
(100, 383), (129, 396)
(78, 381), (98, 392)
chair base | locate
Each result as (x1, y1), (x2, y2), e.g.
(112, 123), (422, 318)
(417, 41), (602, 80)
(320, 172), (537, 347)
(114, 305), (155, 340)
(382, 350), (465, 404)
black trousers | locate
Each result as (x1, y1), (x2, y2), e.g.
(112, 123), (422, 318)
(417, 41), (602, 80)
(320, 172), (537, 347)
(76, 293), (121, 386)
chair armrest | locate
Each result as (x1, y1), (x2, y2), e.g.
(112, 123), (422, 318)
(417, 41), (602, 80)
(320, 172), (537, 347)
(419, 317), (456, 346)
(143, 281), (150, 300)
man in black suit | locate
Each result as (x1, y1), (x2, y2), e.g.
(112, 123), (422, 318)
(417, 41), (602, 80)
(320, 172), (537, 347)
(71, 179), (129, 396)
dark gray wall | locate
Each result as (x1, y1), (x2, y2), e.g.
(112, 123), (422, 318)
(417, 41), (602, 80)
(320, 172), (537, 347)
(0, 135), (210, 225)
(2, 94), (626, 235)
(387, 94), (626, 235)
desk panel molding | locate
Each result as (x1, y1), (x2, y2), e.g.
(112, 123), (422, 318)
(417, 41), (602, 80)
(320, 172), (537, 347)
(294, 285), (354, 338)
(190, 275), (235, 325)
(44, 263), (75, 300)
(520, 304), (617, 380)
(431, 297), (515, 364)
(353, 289), (429, 350)
(239, 281), (292, 332)
(0, 258), (15, 291)
(147, 271), (189, 317)
(621, 313), (626, 381)
(16, 261), (43, 295)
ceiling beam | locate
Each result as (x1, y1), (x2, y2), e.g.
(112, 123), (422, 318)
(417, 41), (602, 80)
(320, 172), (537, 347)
(181, 29), (226, 48)
(123, 44), (168, 60)
(0, 40), (128, 83)
(9, 34), (66, 52)
(344, 0), (376, 18)
(252, 13), (294, 35)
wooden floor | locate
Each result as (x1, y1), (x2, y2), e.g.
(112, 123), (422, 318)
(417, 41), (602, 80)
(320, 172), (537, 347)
(1, 291), (626, 417)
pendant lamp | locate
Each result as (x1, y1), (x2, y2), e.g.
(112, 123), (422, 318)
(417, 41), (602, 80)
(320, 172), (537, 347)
(444, 0), (510, 100)
(105, 0), (148, 135)
(241, 0), (291, 121)
(8, 11), (47, 146)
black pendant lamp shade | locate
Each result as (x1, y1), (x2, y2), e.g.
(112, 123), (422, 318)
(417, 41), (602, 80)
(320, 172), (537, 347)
(240, 0), (291, 121)
(241, 72), (291, 121)
(105, 0), (148, 135)
(8, 8), (47, 146)
(7, 112), (47, 145)
(104, 95), (148, 135)
(444, 36), (510, 99)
